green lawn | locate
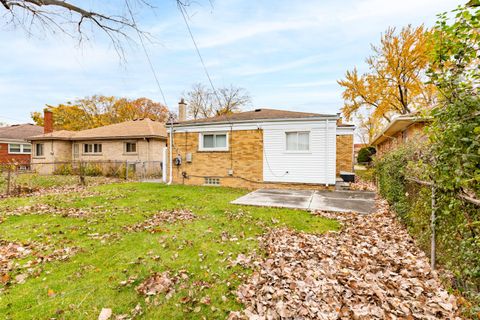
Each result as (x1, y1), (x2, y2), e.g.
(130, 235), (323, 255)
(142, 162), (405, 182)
(0, 183), (338, 319)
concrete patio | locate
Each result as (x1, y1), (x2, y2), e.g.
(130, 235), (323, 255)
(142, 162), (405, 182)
(231, 189), (377, 214)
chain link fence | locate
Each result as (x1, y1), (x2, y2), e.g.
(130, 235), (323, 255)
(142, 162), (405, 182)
(0, 160), (163, 196)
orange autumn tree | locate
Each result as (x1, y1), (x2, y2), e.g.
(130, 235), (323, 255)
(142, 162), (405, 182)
(31, 95), (170, 131)
(338, 25), (437, 132)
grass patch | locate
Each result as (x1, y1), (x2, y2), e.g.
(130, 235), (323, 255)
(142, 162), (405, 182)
(0, 183), (338, 319)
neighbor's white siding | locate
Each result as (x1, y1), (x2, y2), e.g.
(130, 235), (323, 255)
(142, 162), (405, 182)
(262, 120), (337, 185)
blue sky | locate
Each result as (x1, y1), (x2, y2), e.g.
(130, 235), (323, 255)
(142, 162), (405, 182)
(0, 0), (460, 124)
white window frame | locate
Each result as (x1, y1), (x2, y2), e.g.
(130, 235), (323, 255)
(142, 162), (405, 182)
(198, 132), (229, 151)
(124, 141), (137, 154)
(34, 143), (44, 157)
(83, 143), (103, 155)
(285, 131), (311, 153)
(8, 143), (31, 154)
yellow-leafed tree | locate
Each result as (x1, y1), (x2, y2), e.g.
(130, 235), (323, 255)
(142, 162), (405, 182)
(338, 25), (436, 127)
(31, 95), (170, 131)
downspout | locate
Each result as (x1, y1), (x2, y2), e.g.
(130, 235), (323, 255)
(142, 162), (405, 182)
(167, 118), (174, 185)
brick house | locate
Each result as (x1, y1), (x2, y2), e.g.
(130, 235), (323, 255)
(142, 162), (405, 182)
(0, 123), (43, 169)
(370, 114), (431, 157)
(167, 105), (355, 189)
(29, 110), (167, 174)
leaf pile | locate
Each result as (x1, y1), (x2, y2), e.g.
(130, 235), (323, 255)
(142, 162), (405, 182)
(125, 209), (197, 233)
(136, 270), (190, 299)
(230, 200), (460, 319)
(350, 180), (376, 192)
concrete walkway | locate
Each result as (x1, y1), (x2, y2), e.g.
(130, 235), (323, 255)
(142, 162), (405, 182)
(231, 189), (376, 214)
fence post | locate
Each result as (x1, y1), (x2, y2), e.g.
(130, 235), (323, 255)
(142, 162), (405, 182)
(125, 161), (129, 181)
(79, 161), (85, 186)
(431, 184), (436, 270)
(6, 166), (11, 195)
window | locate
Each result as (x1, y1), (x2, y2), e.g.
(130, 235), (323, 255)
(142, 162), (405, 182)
(286, 132), (310, 151)
(83, 143), (102, 154)
(204, 177), (220, 185)
(8, 143), (31, 154)
(34, 143), (44, 157)
(200, 133), (228, 151)
(125, 142), (137, 153)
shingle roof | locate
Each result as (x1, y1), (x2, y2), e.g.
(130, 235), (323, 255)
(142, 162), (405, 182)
(29, 119), (167, 141)
(0, 124), (43, 141)
(175, 108), (337, 126)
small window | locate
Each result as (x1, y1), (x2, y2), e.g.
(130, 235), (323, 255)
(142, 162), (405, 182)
(204, 177), (220, 185)
(286, 132), (310, 151)
(83, 143), (102, 154)
(200, 133), (228, 151)
(34, 143), (44, 157)
(22, 144), (31, 153)
(8, 144), (21, 153)
(125, 142), (137, 153)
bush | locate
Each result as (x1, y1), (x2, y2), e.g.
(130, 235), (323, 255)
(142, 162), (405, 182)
(53, 163), (74, 175)
(357, 146), (376, 163)
(81, 163), (103, 177)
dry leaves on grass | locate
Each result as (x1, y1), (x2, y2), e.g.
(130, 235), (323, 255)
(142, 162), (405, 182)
(0, 240), (78, 287)
(229, 200), (460, 320)
(7, 203), (94, 218)
(350, 180), (376, 192)
(0, 178), (119, 199)
(136, 270), (190, 299)
(125, 209), (197, 233)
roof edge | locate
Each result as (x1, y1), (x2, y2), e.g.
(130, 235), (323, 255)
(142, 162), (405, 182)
(173, 115), (339, 128)
(370, 116), (432, 146)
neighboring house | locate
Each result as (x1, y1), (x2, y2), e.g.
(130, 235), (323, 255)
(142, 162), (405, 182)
(29, 110), (167, 174)
(0, 123), (43, 169)
(370, 114), (431, 157)
(169, 108), (355, 189)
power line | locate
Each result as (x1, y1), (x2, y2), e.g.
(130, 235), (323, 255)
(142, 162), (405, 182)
(177, 3), (222, 107)
(125, 0), (169, 108)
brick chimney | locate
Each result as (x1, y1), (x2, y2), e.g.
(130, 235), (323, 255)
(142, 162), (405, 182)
(178, 98), (187, 122)
(44, 109), (53, 134)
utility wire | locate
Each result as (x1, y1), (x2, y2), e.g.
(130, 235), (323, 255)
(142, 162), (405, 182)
(177, 3), (222, 107)
(125, 0), (169, 108)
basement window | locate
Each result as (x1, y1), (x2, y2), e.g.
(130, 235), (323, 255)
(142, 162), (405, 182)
(204, 177), (220, 186)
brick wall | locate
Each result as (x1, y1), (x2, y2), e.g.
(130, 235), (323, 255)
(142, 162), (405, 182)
(171, 130), (335, 190)
(0, 143), (31, 165)
(336, 135), (354, 175)
(171, 130), (263, 189)
(376, 122), (427, 158)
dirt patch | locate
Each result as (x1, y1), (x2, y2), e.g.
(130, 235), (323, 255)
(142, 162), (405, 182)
(229, 200), (460, 319)
(125, 209), (197, 233)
